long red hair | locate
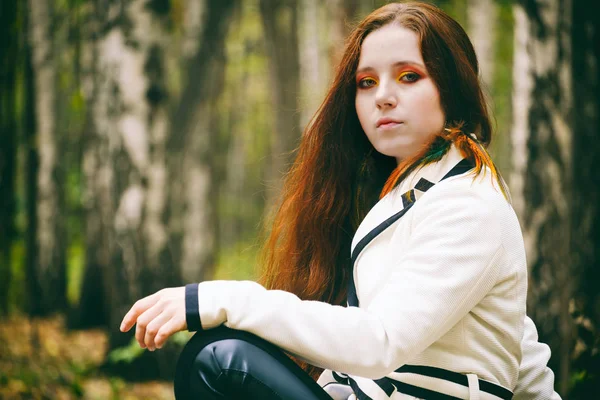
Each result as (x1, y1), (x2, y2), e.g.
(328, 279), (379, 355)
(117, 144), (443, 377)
(259, 1), (503, 378)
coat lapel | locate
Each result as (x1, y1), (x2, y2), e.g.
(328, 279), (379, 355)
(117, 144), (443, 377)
(347, 146), (470, 307)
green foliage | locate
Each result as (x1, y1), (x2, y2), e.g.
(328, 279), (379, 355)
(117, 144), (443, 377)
(9, 241), (25, 314)
(67, 241), (85, 306)
(570, 369), (598, 399)
(170, 331), (194, 347)
(9, 239), (85, 312)
(214, 241), (260, 281)
(489, 0), (514, 174)
(0, 317), (174, 398)
(107, 338), (146, 365)
(109, 377), (126, 400)
(436, 0), (468, 24)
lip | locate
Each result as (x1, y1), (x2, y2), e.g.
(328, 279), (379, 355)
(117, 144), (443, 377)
(376, 117), (403, 128)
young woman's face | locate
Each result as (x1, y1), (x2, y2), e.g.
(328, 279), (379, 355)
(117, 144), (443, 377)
(355, 24), (445, 164)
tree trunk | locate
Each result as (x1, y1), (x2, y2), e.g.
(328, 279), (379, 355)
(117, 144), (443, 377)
(87, 0), (180, 379)
(510, 0), (600, 396)
(569, 0), (600, 396)
(23, 1), (40, 318)
(259, 0), (301, 207)
(27, 0), (68, 316)
(0, 0), (19, 316)
(467, 0), (496, 93)
(466, 0), (512, 174)
(299, 0), (327, 128)
(70, 0), (109, 329)
(170, 0), (238, 284)
(326, 0), (362, 78)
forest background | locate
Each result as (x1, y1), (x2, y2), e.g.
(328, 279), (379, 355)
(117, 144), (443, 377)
(0, 0), (598, 398)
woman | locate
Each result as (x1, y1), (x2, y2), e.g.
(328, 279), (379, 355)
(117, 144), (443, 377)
(120, 2), (560, 399)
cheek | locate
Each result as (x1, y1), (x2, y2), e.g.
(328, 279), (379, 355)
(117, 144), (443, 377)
(355, 96), (370, 130)
(419, 92), (445, 131)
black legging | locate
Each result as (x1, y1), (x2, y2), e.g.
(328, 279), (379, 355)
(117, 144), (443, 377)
(174, 326), (333, 399)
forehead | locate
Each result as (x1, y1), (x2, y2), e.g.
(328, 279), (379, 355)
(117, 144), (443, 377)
(358, 24), (423, 68)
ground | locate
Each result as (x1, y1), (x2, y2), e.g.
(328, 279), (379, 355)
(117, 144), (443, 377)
(0, 315), (173, 400)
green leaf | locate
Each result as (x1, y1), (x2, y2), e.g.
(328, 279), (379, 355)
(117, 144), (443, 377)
(106, 338), (145, 365)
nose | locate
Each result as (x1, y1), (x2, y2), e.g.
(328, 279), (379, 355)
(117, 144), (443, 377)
(375, 81), (397, 109)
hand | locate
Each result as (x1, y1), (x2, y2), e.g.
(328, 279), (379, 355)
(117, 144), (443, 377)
(119, 287), (187, 351)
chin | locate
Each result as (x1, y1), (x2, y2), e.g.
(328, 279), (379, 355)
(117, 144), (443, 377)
(373, 145), (414, 161)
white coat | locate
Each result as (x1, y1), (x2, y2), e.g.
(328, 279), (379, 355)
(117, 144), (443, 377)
(194, 145), (561, 399)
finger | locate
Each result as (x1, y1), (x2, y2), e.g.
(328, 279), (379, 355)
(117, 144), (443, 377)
(144, 309), (174, 351)
(135, 300), (165, 348)
(154, 315), (186, 349)
(120, 292), (160, 332)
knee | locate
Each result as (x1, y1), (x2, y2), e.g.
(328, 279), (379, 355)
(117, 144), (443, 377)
(193, 339), (256, 390)
(175, 332), (251, 398)
(193, 339), (261, 394)
(175, 329), (276, 399)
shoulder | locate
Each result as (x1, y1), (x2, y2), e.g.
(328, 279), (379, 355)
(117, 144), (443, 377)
(410, 169), (517, 244)
(421, 168), (512, 213)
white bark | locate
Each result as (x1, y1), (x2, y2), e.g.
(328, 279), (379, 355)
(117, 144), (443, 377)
(510, 0), (573, 392)
(510, 5), (532, 243)
(510, 1), (573, 257)
(182, 161), (214, 282)
(326, 0), (346, 67)
(182, 0), (206, 59)
(467, 0), (497, 88)
(171, 1), (238, 283)
(29, 0), (58, 277)
(95, 0), (172, 299)
(181, 88), (213, 282)
(300, 0), (327, 128)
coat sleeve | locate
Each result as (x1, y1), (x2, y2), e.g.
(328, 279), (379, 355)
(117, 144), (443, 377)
(195, 182), (504, 379)
(513, 316), (561, 399)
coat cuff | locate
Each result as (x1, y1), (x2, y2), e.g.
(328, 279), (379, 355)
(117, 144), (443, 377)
(185, 283), (202, 331)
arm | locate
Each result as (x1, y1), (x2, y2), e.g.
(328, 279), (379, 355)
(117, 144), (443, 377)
(122, 182), (503, 378)
(513, 315), (561, 399)
(193, 183), (503, 377)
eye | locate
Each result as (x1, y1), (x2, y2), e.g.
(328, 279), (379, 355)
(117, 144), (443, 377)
(398, 71), (420, 83)
(357, 77), (377, 89)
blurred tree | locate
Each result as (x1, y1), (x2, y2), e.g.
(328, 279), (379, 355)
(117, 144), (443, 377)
(0, 0), (19, 316)
(169, 0), (239, 284)
(27, 0), (68, 316)
(465, 0), (512, 176)
(23, 0), (39, 320)
(326, 0), (361, 74)
(569, 0), (600, 396)
(467, 0), (497, 86)
(299, 0), (327, 127)
(511, 0), (600, 396)
(259, 0), (301, 207)
(73, 0), (109, 330)
(79, 0), (182, 379)
(217, 0), (272, 257)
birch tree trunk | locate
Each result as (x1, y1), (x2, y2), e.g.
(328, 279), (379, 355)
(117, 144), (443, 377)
(511, 0), (581, 395)
(299, 0), (327, 128)
(91, 0), (180, 378)
(23, 2), (40, 320)
(466, 0), (512, 173)
(170, 0), (238, 284)
(326, 0), (360, 77)
(259, 0), (301, 207)
(72, 0), (109, 329)
(0, 0), (19, 315)
(467, 0), (496, 87)
(28, 0), (68, 316)
(569, 0), (600, 396)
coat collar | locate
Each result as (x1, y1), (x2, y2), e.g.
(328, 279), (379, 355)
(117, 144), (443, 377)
(350, 145), (466, 254)
(391, 144), (466, 202)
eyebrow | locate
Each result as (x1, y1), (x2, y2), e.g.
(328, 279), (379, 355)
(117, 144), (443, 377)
(356, 60), (426, 75)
